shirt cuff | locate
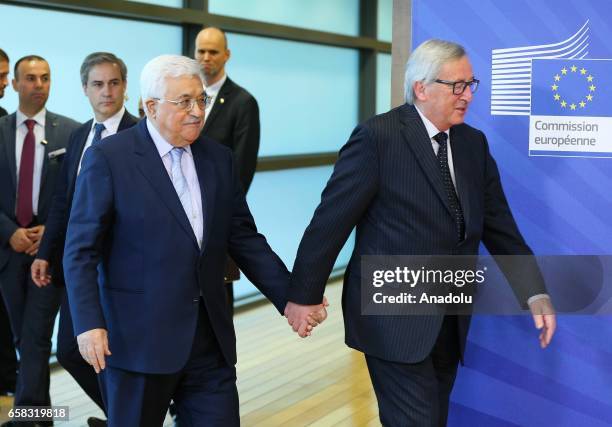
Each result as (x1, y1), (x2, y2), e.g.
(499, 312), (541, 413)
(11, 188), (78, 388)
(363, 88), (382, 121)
(527, 293), (550, 306)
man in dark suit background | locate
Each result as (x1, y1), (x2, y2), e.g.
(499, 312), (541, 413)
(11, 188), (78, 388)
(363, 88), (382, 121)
(195, 27), (261, 308)
(285, 39), (556, 426)
(31, 52), (137, 426)
(0, 55), (79, 416)
(63, 54), (322, 426)
(0, 47), (17, 400)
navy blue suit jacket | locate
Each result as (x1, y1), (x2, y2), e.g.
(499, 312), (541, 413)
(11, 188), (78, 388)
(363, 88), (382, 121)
(288, 104), (546, 364)
(63, 119), (289, 374)
(38, 111), (138, 287)
(0, 110), (79, 271)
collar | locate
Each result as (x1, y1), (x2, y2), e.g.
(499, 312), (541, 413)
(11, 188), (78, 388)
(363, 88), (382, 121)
(16, 108), (46, 128)
(414, 105), (449, 141)
(145, 118), (193, 159)
(91, 106), (125, 134)
(204, 73), (227, 97)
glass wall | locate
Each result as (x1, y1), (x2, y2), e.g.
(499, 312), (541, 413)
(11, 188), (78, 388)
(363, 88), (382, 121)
(378, 0), (393, 42)
(0, 4), (182, 122)
(209, 0), (359, 36)
(227, 33), (359, 156)
(377, 53), (392, 114)
(234, 166), (354, 299)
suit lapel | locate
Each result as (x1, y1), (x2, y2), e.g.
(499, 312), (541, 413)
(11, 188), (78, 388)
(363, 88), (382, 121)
(399, 105), (453, 216)
(190, 139), (216, 253)
(66, 121), (92, 200)
(202, 78), (232, 133)
(133, 120), (199, 249)
(41, 111), (62, 186)
(2, 114), (17, 191)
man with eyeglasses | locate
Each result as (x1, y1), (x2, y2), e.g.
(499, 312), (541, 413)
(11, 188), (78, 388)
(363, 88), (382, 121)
(62, 54), (325, 426)
(286, 39), (556, 426)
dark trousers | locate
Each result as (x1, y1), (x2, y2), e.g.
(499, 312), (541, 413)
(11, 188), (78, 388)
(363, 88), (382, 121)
(0, 251), (61, 407)
(101, 299), (239, 427)
(56, 291), (106, 412)
(0, 285), (17, 394)
(366, 315), (461, 427)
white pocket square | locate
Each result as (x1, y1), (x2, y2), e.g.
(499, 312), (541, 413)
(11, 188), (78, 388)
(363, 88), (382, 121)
(48, 148), (67, 159)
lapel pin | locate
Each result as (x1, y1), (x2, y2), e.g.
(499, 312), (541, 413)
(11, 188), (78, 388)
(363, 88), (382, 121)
(219, 98), (225, 104)
(41, 139), (48, 145)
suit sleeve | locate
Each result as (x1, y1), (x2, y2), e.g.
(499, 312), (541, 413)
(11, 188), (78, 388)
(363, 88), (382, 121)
(37, 131), (76, 261)
(232, 95), (260, 192)
(480, 133), (547, 306)
(0, 211), (18, 247)
(63, 146), (114, 335)
(226, 151), (289, 313)
(288, 125), (379, 305)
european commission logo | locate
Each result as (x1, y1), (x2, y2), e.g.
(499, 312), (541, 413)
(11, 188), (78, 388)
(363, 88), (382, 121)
(491, 20), (612, 158)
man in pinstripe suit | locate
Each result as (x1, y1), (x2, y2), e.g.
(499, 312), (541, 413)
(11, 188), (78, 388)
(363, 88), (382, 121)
(285, 39), (556, 426)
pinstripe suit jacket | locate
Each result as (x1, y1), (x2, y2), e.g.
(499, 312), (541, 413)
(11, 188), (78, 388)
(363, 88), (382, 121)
(288, 103), (545, 363)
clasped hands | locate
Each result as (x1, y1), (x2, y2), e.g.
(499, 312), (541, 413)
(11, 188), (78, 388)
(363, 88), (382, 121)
(284, 297), (329, 338)
(9, 225), (44, 256)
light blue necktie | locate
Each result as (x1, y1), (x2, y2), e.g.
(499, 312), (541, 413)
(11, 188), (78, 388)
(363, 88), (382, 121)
(91, 123), (106, 145)
(170, 147), (193, 219)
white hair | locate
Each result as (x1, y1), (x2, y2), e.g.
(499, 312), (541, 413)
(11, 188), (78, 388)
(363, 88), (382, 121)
(403, 39), (466, 104)
(140, 54), (204, 114)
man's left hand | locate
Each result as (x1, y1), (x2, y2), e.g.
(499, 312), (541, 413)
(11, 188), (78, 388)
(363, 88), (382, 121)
(528, 297), (556, 348)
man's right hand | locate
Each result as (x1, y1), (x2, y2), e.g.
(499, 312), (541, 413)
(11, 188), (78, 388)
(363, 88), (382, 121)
(31, 259), (52, 287)
(77, 328), (112, 374)
(9, 228), (33, 253)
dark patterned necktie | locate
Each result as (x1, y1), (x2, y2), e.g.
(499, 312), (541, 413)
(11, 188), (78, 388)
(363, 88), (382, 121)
(434, 132), (465, 242)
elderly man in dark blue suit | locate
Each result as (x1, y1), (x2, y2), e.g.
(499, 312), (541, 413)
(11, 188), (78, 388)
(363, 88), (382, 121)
(63, 55), (323, 426)
(286, 39), (557, 426)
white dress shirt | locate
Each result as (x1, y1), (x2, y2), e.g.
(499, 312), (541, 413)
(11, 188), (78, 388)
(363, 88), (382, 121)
(15, 108), (46, 215)
(415, 105), (457, 189)
(77, 107), (126, 174)
(204, 73), (227, 121)
(146, 119), (204, 248)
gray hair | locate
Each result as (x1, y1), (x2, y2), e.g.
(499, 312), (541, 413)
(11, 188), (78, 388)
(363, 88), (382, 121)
(404, 39), (466, 104)
(80, 52), (127, 86)
(140, 55), (204, 111)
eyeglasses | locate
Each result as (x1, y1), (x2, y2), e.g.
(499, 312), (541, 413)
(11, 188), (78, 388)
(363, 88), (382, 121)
(155, 94), (212, 111)
(434, 79), (479, 95)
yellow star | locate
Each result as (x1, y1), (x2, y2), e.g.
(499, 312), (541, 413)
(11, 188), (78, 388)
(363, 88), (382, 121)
(560, 100), (567, 107)
(561, 67), (568, 75)
(554, 93), (561, 100)
(586, 94), (593, 101)
(580, 68), (587, 75)
(570, 103), (577, 110)
(587, 75), (594, 82)
(554, 74), (561, 81)
(570, 65), (577, 72)
(589, 84), (596, 92)
(579, 101), (586, 108)
(551, 83), (558, 91)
